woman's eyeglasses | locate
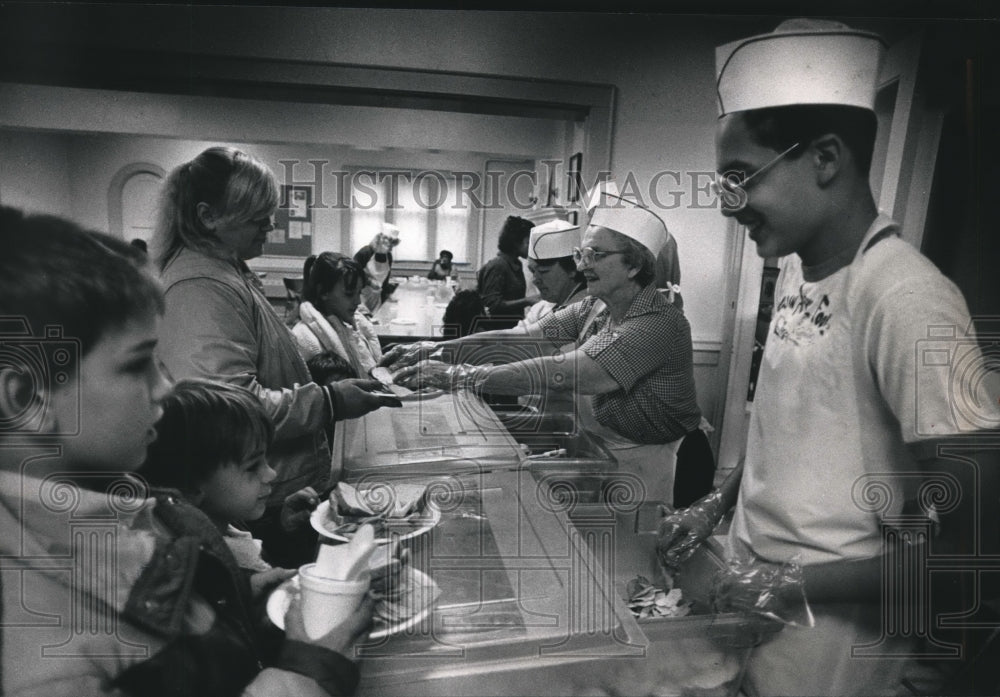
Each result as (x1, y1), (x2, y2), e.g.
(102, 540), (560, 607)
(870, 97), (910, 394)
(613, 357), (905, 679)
(712, 142), (800, 214)
(251, 216), (275, 233)
(572, 247), (627, 266)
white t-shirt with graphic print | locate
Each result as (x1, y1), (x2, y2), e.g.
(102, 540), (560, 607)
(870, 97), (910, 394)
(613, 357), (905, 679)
(730, 215), (1000, 567)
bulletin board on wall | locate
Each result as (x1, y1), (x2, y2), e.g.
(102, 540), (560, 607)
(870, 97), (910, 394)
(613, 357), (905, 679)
(264, 185), (313, 257)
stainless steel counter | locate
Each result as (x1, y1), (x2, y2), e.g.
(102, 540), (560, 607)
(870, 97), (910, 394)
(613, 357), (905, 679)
(342, 393), (775, 696)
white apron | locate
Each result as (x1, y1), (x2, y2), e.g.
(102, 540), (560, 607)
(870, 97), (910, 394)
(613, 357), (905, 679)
(361, 255), (391, 313)
(574, 301), (682, 505)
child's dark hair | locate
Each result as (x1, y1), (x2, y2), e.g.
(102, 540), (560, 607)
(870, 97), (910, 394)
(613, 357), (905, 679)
(741, 104), (878, 175)
(0, 206), (164, 358)
(443, 289), (487, 337)
(303, 251), (368, 305)
(140, 378), (274, 495)
(306, 351), (358, 385)
(496, 216), (533, 255)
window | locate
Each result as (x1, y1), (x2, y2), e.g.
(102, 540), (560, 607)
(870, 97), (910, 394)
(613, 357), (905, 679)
(347, 168), (475, 263)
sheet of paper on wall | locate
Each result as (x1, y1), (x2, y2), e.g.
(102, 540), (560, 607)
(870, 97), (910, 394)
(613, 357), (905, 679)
(302, 223), (312, 237)
(288, 221), (303, 240)
(268, 228), (286, 244)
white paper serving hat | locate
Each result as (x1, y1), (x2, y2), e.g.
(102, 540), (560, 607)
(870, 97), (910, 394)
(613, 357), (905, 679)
(586, 181), (668, 257)
(716, 18), (886, 116)
(381, 222), (400, 239)
(529, 219), (580, 260)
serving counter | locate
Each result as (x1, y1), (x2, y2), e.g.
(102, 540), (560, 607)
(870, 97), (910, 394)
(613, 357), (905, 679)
(338, 393), (777, 696)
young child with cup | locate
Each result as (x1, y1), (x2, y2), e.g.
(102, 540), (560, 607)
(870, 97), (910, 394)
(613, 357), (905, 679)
(0, 206), (372, 697)
(139, 378), (324, 585)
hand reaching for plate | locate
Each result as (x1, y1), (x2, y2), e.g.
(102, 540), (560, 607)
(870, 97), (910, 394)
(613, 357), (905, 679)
(378, 341), (440, 372)
(391, 360), (456, 392)
(328, 378), (402, 421)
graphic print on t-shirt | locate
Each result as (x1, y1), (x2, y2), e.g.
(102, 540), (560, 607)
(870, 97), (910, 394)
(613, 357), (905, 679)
(772, 283), (833, 346)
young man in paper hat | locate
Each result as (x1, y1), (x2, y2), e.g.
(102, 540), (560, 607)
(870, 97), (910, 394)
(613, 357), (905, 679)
(380, 185), (705, 504)
(658, 18), (1000, 696)
(517, 218), (589, 328)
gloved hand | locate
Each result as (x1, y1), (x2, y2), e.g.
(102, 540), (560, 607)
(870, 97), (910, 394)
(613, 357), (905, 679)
(327, 378), (402, 422)
(711, 553), (814, 627)
(656, 489), (725, 570)
(392, 361), (481, 392)
(378, 341), (440, 372)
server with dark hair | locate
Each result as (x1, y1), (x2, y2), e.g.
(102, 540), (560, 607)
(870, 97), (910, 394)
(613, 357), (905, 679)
(475, 215), (539, 328)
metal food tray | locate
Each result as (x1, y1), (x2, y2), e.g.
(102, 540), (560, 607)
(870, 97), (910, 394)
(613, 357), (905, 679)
(493, 410), (616, 472)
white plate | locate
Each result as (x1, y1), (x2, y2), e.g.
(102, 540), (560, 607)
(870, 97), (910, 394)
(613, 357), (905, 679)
(390, 318), (417, 326)
(395, 388), (445, 402)
(310, 499), (441, 543)
(266, 570), (435, 640)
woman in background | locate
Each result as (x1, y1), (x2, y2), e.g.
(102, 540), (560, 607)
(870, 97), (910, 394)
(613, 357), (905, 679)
(427, 249), (454, 280)
(475, 215), (539, 329)
(354, 222), (400, 312)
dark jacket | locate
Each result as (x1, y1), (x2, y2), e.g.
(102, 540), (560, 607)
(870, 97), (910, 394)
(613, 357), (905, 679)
(0, 469), (358, 697)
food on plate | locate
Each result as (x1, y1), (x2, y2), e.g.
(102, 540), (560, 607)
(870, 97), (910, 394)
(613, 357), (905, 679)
(314, 524), (377, 580)
(325, 481), (433, 537)
(371, 366), (395, 386)
(373, 565), (441, 624)
(625, 575), (691, 619)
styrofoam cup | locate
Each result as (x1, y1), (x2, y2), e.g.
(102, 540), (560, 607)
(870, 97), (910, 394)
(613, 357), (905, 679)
(298, 563), (370, 640)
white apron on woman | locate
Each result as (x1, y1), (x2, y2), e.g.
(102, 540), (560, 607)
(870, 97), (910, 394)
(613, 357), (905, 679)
(573, 300), (682, 504)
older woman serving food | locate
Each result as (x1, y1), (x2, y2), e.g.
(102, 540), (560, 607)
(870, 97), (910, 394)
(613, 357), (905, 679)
(380, 186), (704, 504)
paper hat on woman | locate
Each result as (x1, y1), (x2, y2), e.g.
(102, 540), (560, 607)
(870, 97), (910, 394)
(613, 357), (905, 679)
(716, 18), (886, 116)
(381, 222), (400, 239)
(528, 219), (580, 260)
(585, 180), (668, 257)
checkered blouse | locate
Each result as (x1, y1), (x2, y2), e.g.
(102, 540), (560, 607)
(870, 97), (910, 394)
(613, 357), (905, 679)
(536, 284), (702, 443)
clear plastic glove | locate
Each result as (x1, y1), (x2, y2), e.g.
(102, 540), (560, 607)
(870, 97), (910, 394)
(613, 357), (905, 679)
(656, 489), (725, 570)
(711, 551), (815, 627)
(392, 361), (480, 392)
(284, 589), (376, 654)
(328, 378), (402, 421)
(280, 486), (320, 532)
(378, 341), (439, 372)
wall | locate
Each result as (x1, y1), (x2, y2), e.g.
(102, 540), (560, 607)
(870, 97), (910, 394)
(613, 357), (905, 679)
(0, 7), (770, 346)
(4, 7), (920, 436)
(0, 130), (73, 217)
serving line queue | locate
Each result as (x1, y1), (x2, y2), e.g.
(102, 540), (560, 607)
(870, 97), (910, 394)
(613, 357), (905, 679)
(3, 15), (999, 697)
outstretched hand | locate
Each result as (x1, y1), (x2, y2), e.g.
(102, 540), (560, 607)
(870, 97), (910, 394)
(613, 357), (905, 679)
(327, 378), (402, 421)
(378, 341), (439, 372)
(390, 360), (456, 392)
